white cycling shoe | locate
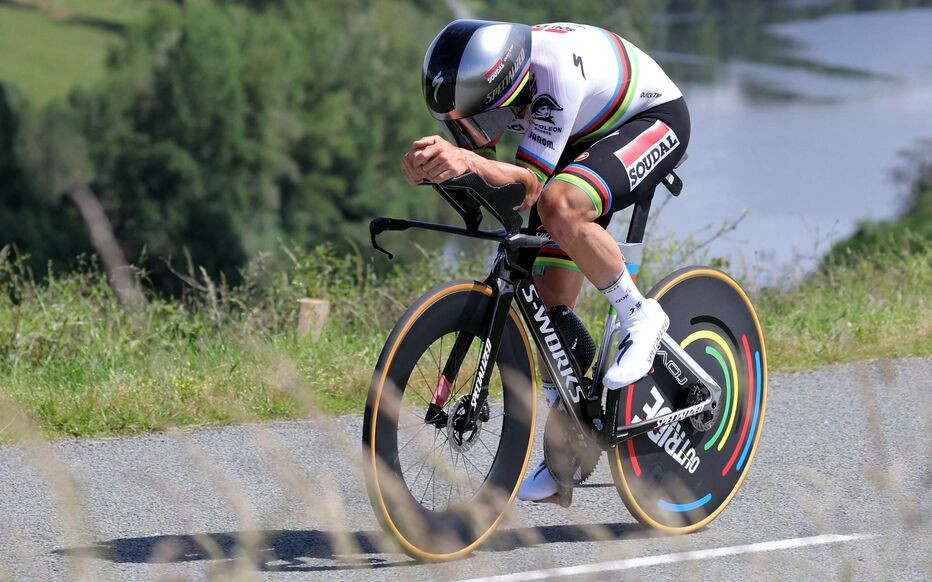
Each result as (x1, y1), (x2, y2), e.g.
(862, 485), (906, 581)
(603, 298), (669, 389)
(517, 460), (558, 501)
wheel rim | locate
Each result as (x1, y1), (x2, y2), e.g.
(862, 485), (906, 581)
(366, 283), (537, 560)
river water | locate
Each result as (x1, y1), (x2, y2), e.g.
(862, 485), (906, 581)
(643, 7), (932, 283)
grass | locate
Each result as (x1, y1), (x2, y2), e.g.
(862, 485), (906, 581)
(758, 235), (932, 370)
(0, 244), (487, 439)
(0, 0), (145, 104)
(1, 234), (930, 441)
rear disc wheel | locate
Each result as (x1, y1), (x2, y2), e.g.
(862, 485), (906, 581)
(609, 267), (768, 533)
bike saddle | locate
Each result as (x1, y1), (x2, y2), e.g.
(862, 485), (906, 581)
(439, 172), (525, 235)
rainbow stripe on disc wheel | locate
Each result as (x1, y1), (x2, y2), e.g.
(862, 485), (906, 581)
(609, 267), (768, 533)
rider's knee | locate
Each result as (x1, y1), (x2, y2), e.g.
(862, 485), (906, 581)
(538, 182), (590, 240)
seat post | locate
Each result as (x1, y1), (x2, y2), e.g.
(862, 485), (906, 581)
(625, 193), (653, 244)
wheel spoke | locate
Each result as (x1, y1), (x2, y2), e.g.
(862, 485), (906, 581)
(449, 367), (476, 405)
(425, 344), (442, 386)
(404, 430), (442, 479)
(477, 434), (496, 457)
(399, 406), (430, 427)
(420, 463), (436, 506)
(438, 333), (445, 378)
(482, 426), (502, 438)
(447, 447), (457, 506)
(395, 422), (431, 460)
(461, 452), (486, 495)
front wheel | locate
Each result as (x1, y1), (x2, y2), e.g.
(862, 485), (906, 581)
(362, 281), (537, 561)
(609, 267), (768, 533)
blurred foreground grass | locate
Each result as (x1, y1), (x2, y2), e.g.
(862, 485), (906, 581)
(0, 236), (929, 440)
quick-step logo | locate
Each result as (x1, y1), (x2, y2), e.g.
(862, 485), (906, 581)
(632, 386), (701, 473)
(521, 284), (585, 403)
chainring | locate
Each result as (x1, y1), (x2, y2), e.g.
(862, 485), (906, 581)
(542, 405), (601, 487)
(686, 383), (722, 432)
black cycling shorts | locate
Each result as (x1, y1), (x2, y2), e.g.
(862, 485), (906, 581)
(530, 96), (690, 274)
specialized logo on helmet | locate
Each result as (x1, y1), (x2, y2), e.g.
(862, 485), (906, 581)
(484, 47), (527, 105)
(431, 71), (444, 103)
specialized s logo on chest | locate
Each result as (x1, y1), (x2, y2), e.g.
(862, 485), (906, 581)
(521, 284), (586, 403)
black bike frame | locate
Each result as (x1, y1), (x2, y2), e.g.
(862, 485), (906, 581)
(369, 177), (718, 447)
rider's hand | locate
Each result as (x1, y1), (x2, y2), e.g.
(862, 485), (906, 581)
(407, 135), (476, 184)
(517, 172), (543, 211)
(401, 147), (430, 185)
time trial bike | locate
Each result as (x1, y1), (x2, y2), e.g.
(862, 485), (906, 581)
(362, 170), (767, 561)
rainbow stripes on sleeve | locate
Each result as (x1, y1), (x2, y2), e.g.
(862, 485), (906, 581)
(515, 146), (555, 184)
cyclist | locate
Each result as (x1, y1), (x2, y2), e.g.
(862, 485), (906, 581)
(401, 20), (690, 505)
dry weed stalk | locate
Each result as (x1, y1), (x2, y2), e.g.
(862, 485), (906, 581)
(0, 394), (103, 581)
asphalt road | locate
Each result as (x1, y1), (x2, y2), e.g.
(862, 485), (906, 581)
(0, 358), (929, 581)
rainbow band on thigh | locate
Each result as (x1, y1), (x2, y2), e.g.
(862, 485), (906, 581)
(553, 163), (613, 217)
(533, 244), (579, 275)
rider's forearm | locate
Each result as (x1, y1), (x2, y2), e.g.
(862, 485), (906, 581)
(467, 154), (543, 199)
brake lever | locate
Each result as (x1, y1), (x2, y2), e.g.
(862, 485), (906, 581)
(369, 217), (416, 260)
(369, 217), (396, 260)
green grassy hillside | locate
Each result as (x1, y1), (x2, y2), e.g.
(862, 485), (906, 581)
(0, 0), (144, 103)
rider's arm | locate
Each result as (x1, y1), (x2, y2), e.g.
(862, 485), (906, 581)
(467, 154), (542, 210)
(405, 136), (541, 206)
(513, 48), (584, 190)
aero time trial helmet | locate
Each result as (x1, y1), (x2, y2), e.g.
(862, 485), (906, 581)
(423, 20), (534, 149)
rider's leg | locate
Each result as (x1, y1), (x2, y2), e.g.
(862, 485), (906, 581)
(537, 181), (622, 286)
(520, 100), (689, 504)
(537, 180), (668, 388)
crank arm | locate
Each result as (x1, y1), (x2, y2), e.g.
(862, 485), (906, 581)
(611, 397), (712, 445)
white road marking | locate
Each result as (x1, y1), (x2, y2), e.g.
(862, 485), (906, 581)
(457, 533), (876, 581)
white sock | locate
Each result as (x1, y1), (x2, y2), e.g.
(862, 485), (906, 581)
(541, 380), (559, 408)
(599, 268), (645, 321)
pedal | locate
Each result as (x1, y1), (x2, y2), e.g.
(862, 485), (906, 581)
(533, 486), (573, 508)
